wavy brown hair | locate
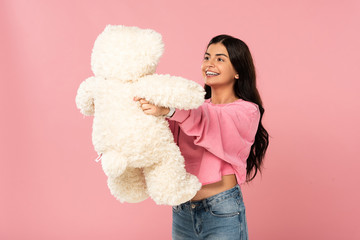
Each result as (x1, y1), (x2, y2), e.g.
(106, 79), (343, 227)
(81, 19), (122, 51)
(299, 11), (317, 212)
(204, 35), (269, 181)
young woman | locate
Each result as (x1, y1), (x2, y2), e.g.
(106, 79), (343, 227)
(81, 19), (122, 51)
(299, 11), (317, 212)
(135, 35), (269, 239)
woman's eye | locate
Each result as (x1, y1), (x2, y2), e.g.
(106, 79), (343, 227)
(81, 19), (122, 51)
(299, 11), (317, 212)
(217, 58), (224, 62)
(204, 56), (209, 61)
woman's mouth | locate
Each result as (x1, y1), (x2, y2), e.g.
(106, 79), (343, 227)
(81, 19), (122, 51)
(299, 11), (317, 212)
(205, 71), (219, 77)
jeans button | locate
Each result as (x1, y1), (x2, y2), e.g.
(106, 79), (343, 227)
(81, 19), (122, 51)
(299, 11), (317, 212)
(191, 204), (196, 209)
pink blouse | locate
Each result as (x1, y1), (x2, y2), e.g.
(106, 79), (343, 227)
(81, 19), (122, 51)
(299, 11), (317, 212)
(168, 99), (260, 185)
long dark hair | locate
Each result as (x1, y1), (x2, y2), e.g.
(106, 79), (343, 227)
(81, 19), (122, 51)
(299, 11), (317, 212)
(204, 35), (269, 182)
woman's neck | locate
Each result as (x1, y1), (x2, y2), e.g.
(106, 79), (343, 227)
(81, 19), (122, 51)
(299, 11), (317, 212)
(210, 87), (238, 104)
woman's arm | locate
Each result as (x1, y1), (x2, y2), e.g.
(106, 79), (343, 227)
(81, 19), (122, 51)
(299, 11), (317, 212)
(135, 99), (260, 166)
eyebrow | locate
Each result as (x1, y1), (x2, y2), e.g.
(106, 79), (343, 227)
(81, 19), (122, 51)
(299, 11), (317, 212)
(205, 52), (229, 58)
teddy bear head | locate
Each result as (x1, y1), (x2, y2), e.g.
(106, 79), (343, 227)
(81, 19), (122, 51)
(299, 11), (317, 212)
(91, 25), (164, 82)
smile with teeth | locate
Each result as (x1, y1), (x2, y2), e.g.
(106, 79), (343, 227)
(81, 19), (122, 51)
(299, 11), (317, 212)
(206, 71), (219, 76)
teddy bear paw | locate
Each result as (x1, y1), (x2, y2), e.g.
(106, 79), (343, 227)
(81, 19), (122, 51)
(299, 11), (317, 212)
(107, 175), (149, 203)
(149, 173), (202, 205)
(101, 151), (127, 178)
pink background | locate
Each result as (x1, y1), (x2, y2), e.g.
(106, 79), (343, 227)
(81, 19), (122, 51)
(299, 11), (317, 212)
(1, 0), (359, 239)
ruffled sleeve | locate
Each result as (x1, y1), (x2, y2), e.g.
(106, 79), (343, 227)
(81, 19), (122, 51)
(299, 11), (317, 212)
(169, 99), (260, 168)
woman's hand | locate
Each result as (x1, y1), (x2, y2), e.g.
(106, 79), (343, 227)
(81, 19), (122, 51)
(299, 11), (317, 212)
(133, 97), (170, 117)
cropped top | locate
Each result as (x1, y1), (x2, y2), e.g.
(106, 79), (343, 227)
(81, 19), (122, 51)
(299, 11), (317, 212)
(168, 99), (260, 185)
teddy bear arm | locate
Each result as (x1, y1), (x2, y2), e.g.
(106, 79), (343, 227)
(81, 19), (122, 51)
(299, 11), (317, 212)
(75, 77), (96, 116)
(136, 74), (205, 110)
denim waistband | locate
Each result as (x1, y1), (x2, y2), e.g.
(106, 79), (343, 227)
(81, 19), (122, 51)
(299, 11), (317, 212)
(178, 184), (243, 211)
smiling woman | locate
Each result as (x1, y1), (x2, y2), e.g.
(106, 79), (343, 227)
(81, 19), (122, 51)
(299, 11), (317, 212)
(135, 34), (269, 239)
(202, 43), (239, 97)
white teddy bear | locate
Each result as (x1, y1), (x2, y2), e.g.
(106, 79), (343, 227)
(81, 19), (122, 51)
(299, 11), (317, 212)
(75, 25), (204, 205)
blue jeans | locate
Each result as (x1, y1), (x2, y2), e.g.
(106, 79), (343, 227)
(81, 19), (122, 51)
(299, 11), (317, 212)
(172, 185), (248, 240)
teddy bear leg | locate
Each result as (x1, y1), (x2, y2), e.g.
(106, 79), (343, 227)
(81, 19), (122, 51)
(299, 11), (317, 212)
(107, 167), (149, 203)
(143, 158), (202, 205)
(101, 151), (127, 178)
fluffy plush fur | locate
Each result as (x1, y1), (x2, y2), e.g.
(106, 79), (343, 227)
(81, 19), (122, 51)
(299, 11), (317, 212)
(76, 25), (204, 205)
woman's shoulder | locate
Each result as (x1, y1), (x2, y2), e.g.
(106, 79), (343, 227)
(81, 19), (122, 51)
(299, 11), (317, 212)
(204, 98), (259, 115)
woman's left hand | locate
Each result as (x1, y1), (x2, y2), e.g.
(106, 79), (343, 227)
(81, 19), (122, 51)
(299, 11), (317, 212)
(133, 97), (170, 117)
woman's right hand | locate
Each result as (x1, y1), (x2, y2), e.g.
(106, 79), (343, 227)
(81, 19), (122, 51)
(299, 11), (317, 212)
(133, 97), (170, 117)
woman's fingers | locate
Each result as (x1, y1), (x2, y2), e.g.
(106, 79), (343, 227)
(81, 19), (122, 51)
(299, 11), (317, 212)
(133, 96), (149, 103)
(141, 103), (152, 110)
(143, 109), (155, 115)
(134, 97), (150, 105)
(133, 97), (160, 116)
(139, 99), (149, 105)
(142, 105), (156, 115)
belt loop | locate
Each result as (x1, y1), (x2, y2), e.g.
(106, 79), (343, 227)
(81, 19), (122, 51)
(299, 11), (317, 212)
(237, 185), (243, 198)
(202, 199), (209, 212)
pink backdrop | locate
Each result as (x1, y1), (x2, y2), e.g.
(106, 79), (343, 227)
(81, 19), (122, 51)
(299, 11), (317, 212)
(1, 0), (360, 239)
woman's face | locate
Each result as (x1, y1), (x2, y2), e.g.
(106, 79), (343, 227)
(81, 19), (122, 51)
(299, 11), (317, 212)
(201, 43), (238, 87)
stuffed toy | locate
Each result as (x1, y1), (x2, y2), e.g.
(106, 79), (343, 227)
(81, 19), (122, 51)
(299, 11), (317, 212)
(75, 25), (204, 205)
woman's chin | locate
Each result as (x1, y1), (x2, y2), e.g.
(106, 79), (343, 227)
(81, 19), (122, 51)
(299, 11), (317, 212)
(204, 77), (216, 86)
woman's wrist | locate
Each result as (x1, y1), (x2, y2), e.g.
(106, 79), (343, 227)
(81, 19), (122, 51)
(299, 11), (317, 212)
(165, 107), (175, 118)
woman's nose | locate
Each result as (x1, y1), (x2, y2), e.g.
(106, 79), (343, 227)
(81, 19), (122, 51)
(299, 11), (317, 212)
(204, 59), (215, 68)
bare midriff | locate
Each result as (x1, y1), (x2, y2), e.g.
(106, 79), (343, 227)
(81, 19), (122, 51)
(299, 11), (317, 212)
(191, 174), (238, 201)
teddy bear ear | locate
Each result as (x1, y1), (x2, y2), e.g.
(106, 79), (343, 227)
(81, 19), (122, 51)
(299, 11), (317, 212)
(104, 24), (112, 31)
(141, 28), (165, 61)
(91, 25), (165, 80)
(103, 24), (125, 33)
